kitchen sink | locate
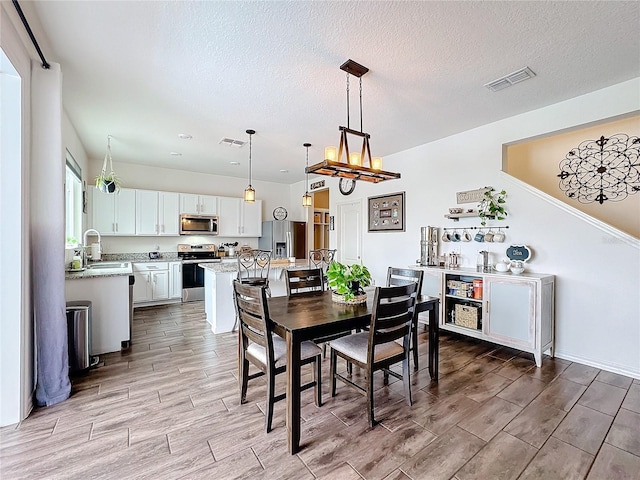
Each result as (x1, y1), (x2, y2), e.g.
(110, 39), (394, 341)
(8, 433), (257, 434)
(87, 262), (130, 269)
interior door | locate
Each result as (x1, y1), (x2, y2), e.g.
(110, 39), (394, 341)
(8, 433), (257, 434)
(337, 200), (362, 265)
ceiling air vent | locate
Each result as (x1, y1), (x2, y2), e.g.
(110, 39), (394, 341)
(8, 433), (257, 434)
(484, 67), (536, 92)
(219, 138), (247, 147)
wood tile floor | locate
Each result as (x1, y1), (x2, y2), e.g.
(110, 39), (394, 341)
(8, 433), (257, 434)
(2, 301), (639, 479)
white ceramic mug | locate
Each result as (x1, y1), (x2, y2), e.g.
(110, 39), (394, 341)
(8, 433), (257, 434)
(442, 231), (451, 242)
(484, 230), (494, 242)
(462, 230), (472, 242)
(492, 231), (505, 242)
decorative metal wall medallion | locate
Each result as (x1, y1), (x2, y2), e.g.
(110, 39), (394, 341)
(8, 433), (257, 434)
(557, 134), (640, 204)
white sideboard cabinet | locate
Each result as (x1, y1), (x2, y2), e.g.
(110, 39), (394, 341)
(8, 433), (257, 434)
(414, 266), (554, 367)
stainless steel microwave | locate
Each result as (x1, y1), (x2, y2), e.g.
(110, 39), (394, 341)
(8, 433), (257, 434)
(179, 214), (219, 235)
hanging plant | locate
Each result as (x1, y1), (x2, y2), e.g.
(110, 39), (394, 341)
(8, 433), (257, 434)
(95, 135), (122, 194)
(478, 187), (507, 226)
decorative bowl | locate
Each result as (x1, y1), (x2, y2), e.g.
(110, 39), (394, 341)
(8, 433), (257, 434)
(510, 266), (525, 274)
(449, 208), (463, 214)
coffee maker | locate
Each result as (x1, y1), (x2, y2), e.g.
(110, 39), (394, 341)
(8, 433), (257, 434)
(418, 226), (439, 266)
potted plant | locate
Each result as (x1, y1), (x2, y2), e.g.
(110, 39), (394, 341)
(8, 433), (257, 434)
(478, 187), (507, 226)
(326, 261), (372, 303)
(95, 172), (121, 193)
(96, 135), (122, 193)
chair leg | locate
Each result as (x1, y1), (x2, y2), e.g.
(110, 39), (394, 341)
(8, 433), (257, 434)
(412, 320), (419, 371)
(265, 368), (275, 433)
(240, 358), (249, 403)
(383, 370), (389, 386)
(330, 348), (337, 397)
(367, 369), (376, 427)
(313, 355), (322, 407)
(403, 356), (412, 406)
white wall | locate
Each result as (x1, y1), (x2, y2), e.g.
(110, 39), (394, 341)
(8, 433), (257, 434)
(321, 78), (640, 378)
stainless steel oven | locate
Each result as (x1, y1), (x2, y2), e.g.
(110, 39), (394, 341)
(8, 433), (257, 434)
(177, 244), (220, 302)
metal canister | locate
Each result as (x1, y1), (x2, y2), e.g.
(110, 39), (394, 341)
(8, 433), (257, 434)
(473, 279), (483, 300)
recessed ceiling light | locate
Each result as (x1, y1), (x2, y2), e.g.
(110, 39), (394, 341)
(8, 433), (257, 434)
(280, 169), (289, 173)
(230, 161), (240, 165)
(170, 152), (182, 156)
(178, 133), (192, 139)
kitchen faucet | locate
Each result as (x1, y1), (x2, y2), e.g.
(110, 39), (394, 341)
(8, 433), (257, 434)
(82, 229), (102, 267)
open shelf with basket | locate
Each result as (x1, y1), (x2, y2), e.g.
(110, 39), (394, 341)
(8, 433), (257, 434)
(444, 274), (484, 335)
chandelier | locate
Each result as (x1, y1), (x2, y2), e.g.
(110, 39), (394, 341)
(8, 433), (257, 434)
(306, 59), (401, 185)
(302, 143), (313, 207)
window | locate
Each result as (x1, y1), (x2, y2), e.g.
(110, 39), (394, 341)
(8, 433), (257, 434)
(65, 151), (83, 246)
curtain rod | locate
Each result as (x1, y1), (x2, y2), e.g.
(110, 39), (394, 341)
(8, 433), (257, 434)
(12, 0), (50, 69)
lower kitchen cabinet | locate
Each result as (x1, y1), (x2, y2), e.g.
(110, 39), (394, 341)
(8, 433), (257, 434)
(414, 266), (554, 367)
(133, 262), (180, 305)
(169, 261), (182, 299)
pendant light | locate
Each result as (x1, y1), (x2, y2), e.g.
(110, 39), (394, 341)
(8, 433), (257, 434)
(302, 143), (313, 207)
(244, 129), (256, 203)
(307, 59), (400, 183)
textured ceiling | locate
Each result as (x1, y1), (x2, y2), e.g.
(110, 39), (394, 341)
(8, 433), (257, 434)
(24, 0), (640, 184)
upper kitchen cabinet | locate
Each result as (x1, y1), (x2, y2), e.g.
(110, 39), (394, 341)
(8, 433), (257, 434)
(90, 186), (136, 235)
(180, 194), (218, 215)
(217, 197), (262, 237)
(136, 190), (180, 236)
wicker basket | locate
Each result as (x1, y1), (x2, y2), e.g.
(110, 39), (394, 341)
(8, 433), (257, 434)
(332, 291), (367, 305)
(455, 304), (479, 329)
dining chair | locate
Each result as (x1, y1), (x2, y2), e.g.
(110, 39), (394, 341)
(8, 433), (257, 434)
(237, 249), (272, 296)
(233, 280), (322, 432)
(386, 267), (424, 371)
(285, 268), (323, 296)
(309, 248), (337, 288)
(329, 282), (418, 427)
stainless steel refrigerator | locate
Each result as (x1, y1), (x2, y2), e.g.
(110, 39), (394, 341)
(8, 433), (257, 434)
(258, 221), (307, 259)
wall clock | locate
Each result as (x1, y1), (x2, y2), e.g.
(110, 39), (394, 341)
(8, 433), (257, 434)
(273, 206), (288, 220)
(339, 178), (356, 195)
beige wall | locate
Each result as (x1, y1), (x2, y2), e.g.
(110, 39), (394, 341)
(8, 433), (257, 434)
(506, 115), (640, 237)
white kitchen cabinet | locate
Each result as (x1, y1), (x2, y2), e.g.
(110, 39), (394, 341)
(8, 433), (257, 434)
(241, 199), (262, 237)
(414, 266), (554, 367)
(169, 261), (182, 299)
(180, 194), (218, 215)
(90, 186), (136, 235)
(133, 263), (173, 305)
(136, 190), (180, 235)
(217, 197), (262, 237)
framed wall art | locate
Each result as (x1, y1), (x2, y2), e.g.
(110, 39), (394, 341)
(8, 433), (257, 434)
(368, 191), (405, 232)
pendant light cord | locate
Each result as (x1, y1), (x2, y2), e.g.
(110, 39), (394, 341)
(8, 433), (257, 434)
(248, 131), (253, 187)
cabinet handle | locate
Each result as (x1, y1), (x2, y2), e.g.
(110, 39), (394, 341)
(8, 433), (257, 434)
(486, 301), (489, 313)
(115, 223), (118, 232)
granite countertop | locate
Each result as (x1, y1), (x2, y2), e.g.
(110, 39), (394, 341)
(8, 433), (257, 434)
(199, 260), (309, 275)
(65, 262), (133, 280)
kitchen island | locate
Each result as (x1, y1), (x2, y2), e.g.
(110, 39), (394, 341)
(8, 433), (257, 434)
(65, 262), (133, 354)
(199, 260), (308, 333)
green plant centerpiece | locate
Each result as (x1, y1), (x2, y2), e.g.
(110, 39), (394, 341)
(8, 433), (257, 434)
(478, 187), (507, 226)
(326, 261), (372, 304)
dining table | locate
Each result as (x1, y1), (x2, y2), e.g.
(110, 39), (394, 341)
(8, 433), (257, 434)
(268, 289), (440, 454)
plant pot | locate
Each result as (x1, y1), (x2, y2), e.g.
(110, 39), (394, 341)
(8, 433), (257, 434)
(98, 180), (117, 193)
(331, 291), (367, 305)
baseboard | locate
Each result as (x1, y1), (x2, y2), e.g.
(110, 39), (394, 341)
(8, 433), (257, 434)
(554, 351), (640, 381)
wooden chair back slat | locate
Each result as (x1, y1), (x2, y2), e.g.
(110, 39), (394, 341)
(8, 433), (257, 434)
(368, 283), (418, 364)
(386, 267), (424, 294)
(285, 268), (323, 296)
(234, 281), (273, 353)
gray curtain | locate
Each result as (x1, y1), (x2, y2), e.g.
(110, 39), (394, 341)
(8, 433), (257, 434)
(31, 61), (70, 406)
